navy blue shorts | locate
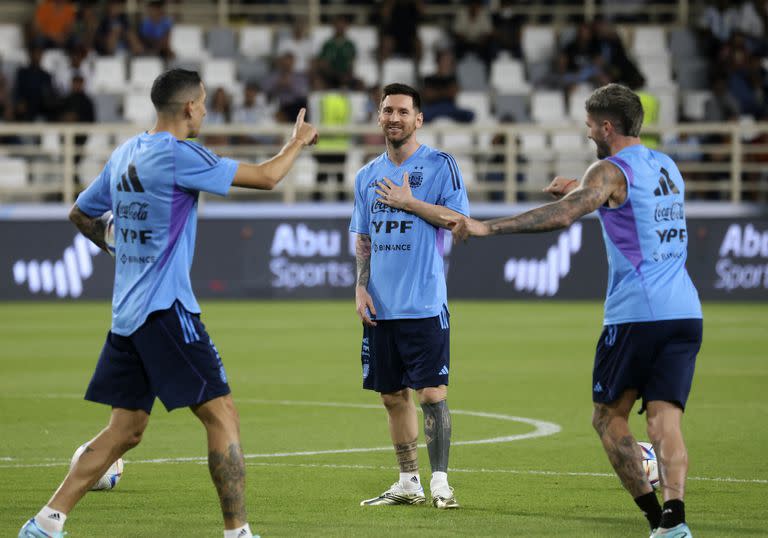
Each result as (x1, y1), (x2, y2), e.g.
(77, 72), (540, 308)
(85, 301), (231, 414)
(361, 310), (451, 394)
(592, 319), (703, 412)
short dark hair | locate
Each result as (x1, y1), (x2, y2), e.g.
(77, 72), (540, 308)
(150, 69), (202, 114)
(381, 83), (421, 111)
(585, 83), (643, 137)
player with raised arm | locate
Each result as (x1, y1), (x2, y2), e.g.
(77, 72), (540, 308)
(448, 84), (702, 537)
(18, 69), (317, 538)
(351, 83), (469, 509)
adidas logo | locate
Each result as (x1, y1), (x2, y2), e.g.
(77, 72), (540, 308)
(237, 528), (249, 538)
(48, 513), (61, 520)
(504, 222), (582, 296)
(653, 168), (679, 197)
(438, 365), (449, 376)
(116, 164), (145, 192)
(410, 476), (420, 484)
(593, 382), (603, 393)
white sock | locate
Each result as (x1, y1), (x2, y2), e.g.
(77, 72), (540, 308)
(224, 523), (253, 538)
(399, 472), (421, 490)
(431, 471), (449, 487)
(35, 506), (66, 534)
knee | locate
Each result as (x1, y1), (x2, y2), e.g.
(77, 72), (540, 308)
(381, 389), (409, 411)
(418, 386), (446, 405)
(646, 415), (662, 443)
(591, 406), (610, 435)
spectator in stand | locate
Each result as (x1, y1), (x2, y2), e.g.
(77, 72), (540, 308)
(139, 0), (174, 60)
(378, 0), (423, 61)
(263, 51), (309, 119)
(233, 82), (279, 145)
(492, 0), (524, 59)
(704, 76), (741, 122)
(33, 0), (77, 49)
(0, 71), (19, 144)
(592, 17), (645, 88)
(561, 23), (604, 86)
(452, 0), (494, 65)
(276, 18), (314, 75)
(52, 45), (94, 96)
(59, 74), (95, 177)
(96, 0), (144, 56)
(204, 87), (232, 147)
(71, 2), (99, 52)
(732, 0), (767, 52)
(697, 0), (741, 57)
(13, 46), (59, 122)
(722, 33), (768, 118)
(316, 16), (357, 89)
(421, 49), (474, 124)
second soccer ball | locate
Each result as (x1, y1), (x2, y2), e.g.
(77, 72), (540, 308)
(70, 444), (124, 491)
(638, 441), (660, 490)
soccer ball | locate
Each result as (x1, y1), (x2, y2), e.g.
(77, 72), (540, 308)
(70, 444), (124, 491)
(104, 211), (116, 258)
(638, 441), (660, 490)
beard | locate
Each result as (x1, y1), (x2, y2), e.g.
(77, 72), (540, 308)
(594, 138), (611, 159)
(383, 124), (414, 148)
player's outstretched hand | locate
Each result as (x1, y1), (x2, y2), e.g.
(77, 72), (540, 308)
(544, 176), (579, 199)
(355, 286), (377, 327)
(375, 172), (413, 210)
(444, 215), (492, 244)
(292, 108), (318, 146)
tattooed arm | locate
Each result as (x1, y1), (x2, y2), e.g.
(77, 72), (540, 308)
(355, 234), (377, 327)
(69, 204), (110, 252)
(449, 160), (626, 241)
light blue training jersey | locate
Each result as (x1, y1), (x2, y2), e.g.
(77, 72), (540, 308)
(349, 144), (470, 320)
(598, 144), (702, 325)
(76, 132), (238, 336)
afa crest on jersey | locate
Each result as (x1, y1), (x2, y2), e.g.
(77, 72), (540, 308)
(409, 167), (424, 188)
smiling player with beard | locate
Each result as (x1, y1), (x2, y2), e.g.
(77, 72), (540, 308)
(350, 83), (469, 509)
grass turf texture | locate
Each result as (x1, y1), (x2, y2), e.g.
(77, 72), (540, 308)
(1, 300), (766, 537)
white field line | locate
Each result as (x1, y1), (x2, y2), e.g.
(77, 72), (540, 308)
(1, 398), (765, 485)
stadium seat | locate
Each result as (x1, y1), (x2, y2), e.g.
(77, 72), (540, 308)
(41, 49), (68, 76)
(519, 132), (549, 156)
(124, 93), (156, 125)
(310, 25), (333, 55)
(0, 24), (26, 62)
(202, 58), (237, 95)
(418, 25), (448, 57)
(419, 52), (437, 77)
(343, 148), (364, 187)
(418, 130), (438, 148)
(353, 59), (379, 88)
(681, 90), (712, 121)
(77, 156), (106, 186)
(93, 93), (122, 122)
(653, 86), (679, 126)
(457, 54), (488, 92)
(638, 56), (673, 88)
(285, 154), (316, 189)
(675, 59), (709, 90)
(92, 57), (127, 93)
(495, 94), (529, 123)
(237, 58), (269, 85)
(129, 57), (164, 90)
(551, 133), (586, 155)
(531, 91), (565, 124)
(456, 91), (491, 123)
(239, 25), (274, 59)
(521, 26), (556, 65)
(669, 28), (698, 62)
(208, 27), (237, 59)
(171, 24), (206, 61)
(567, 85), (593, 122)
(347, 25), (378, 60)
(381, 58), (416, 86)
(490, 58), (531, 94)
(0, 157), (28, 189)
(632, 26), (667, 60)
(347, 91), (369, 124)
(433, 118), (473, 151)
(453, 155), (476, 186)
(554, 155), (591, 178)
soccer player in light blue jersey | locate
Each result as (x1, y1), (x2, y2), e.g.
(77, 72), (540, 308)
(351, 83), (469, 509)
(449, 84), (702, 537)
(18, 69), (317, 538)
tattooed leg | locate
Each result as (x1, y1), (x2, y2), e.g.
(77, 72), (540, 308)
(192, 395), (247, 529)
(381, 389), (419, 472)
(592, 393), (653, 498)
(394, 440), (419, 473)
(208, 444), (247, 526)
(646, 401), (687, 502)
(421, 400), (451, 473)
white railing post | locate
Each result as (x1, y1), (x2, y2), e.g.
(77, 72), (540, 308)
(218, 0), (228, 26)
(730, 124), (742, 203)
(62, 126), (76, 204)
(504, 127), (518, 203)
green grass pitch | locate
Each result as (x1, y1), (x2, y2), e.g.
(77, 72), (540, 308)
(1, 301), (766, 537)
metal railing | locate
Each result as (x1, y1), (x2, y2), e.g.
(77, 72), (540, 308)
(0, 121), (765, 204)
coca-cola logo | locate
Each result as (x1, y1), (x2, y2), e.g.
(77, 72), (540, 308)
(654, 202), (684, 222)
(116, 201), (149, 221)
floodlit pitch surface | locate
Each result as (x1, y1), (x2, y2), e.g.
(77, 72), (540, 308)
(1, 301), (766, 537)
